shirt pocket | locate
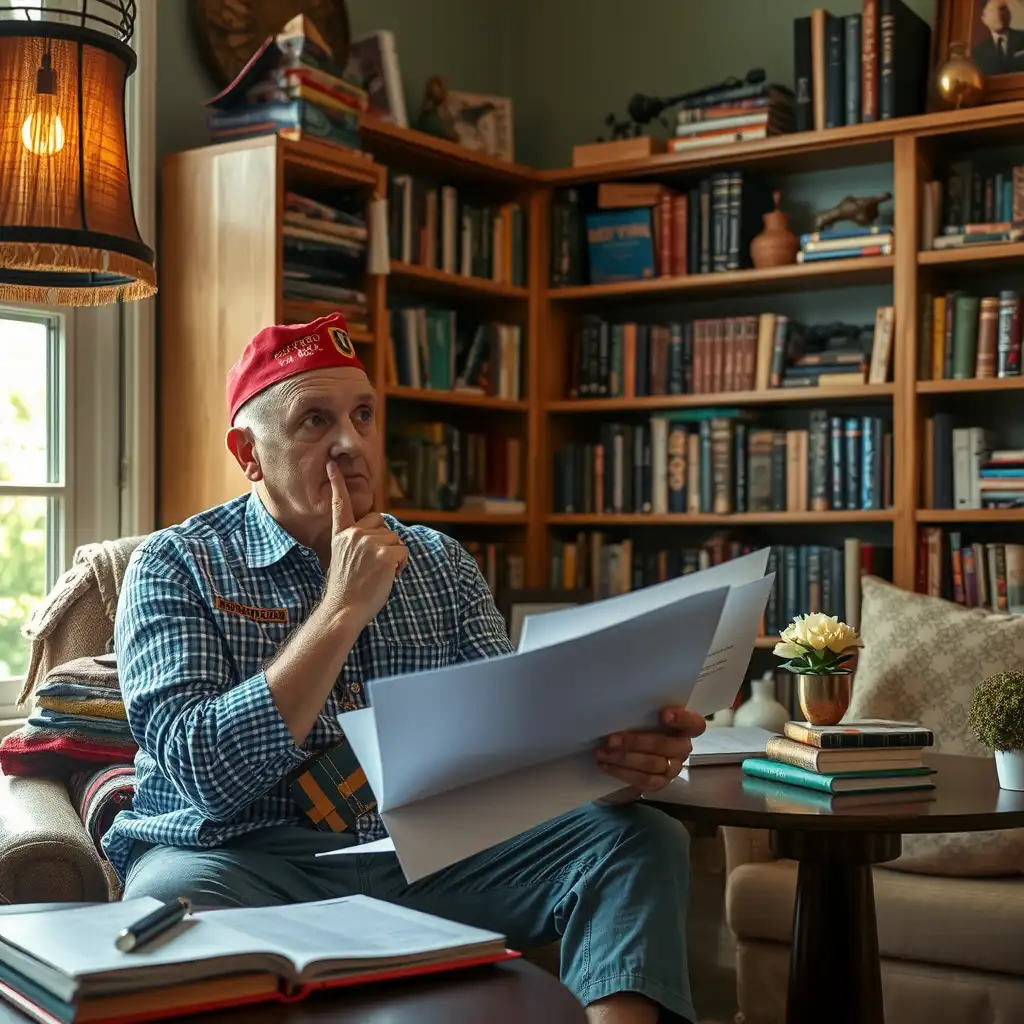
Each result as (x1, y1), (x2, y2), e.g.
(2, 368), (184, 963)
(381, 637), (457, 676)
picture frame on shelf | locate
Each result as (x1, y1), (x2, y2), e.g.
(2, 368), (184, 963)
(934, 0), (1024, 105)
(499, 589), (591, 649)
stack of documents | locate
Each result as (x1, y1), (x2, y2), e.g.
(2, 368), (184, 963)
(321, 550), (774, 882)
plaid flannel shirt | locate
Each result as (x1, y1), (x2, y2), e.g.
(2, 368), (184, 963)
(102, 492), (513, 880)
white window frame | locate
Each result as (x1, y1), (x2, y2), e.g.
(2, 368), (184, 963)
(0, 0), (157, 722)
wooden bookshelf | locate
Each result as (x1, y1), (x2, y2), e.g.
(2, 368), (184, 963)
(159, 103), (1024, 613)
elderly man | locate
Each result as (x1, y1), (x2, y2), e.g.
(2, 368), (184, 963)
(106, 314), (706, 1024)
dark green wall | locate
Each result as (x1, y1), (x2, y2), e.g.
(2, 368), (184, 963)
(156, 0), (938, 168)
(508, 0), (936, 168)
(156, 0), (512, 161)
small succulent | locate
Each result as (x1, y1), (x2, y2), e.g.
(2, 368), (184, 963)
(968, 672), (1024, 752)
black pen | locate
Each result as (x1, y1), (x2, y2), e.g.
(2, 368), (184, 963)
(115, 897), (192, 953)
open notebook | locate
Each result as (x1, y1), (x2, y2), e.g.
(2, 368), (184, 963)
(0, 895), (515, 1024)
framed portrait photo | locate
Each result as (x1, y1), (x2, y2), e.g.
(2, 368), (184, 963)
(936, 0), (1024, 103)
(498, 589), (591, 650)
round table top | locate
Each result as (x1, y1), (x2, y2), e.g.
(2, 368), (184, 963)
(647, 752), (1024, 833)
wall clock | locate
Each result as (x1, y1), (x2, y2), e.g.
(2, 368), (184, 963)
(192, 0), (351, 87)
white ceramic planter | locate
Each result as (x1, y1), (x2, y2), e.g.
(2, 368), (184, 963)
(995, 750), (1024, 791)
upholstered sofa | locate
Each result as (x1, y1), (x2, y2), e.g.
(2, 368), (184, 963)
(723, 576), (1024, 1024)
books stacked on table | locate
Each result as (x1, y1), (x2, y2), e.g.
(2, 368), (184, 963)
(741, 719), (936, 809)
(667, 85), (794, 154)
(205, 15), (368, 152)
(282, 191), (369, 332)
(797, 225), (893, 264)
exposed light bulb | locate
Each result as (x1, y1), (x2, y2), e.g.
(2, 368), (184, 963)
(21, 109), (65, 157)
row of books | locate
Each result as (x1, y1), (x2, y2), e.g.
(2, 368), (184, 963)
(925, 416), (1023, 510)
(742, 719), (936, 809)
(669, 87), (795, 153)
(282, 191), (369, 330)
(919, 528), (1024, 614)
(387, 422), (523, 512)
(205, 16), (367, 151)
(388, 174), (527, 287)
(796, 224), (893, 264)
(551, 412), (893, 516)
(388, 309), (522, 400)
(918, 291), (1022, 381)
(565, 309), (893, 399)
(462, 540), (524, 604)
(928, 159), (1024, 242)
(792, 1), (930, 132)
(547, 535), (887, 633)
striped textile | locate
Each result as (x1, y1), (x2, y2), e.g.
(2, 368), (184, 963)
(289, 741), (376, 834)
(69, 765), (136, 853)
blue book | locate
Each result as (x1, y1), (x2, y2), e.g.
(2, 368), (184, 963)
(585, 209), (656, 284)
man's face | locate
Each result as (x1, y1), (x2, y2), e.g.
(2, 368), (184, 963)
(983, 0), (1011, 32)
(236, 367), (380, 524)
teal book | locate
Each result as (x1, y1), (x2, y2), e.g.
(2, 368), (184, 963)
(741, 757), (936, 794)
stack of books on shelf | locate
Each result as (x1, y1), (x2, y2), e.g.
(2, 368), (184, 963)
(204, 15), (367, 151)
(282, 191), (369, 330)
(387, 174), (527, 286)
(792, 1), (930, 132)
(548, 535), (888, 619)
(922, 159), (1024, 250)
(552, 410), (893, 516)
(741, 719), (937, 809)
(918, 291), (1022, 381)
(923, 416), (1024, 510)
(462, 540), (525, 602)
(918, 528), (1024, 613)
(668, 85), (795, 153)
(573, 168), (778, 285)
(796, 224), (893, 264)
(564, 308), (892, 398)
(387, 422), (523, 515)
(388, 309), (522, 400)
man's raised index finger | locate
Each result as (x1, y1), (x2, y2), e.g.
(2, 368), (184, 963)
(327, 460), (355, 530)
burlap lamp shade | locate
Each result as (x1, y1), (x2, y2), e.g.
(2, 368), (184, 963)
(0, 2), (156, 306)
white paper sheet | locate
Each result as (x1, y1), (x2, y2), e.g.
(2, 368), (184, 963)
(321, 554), (774, 882)
(683, 725), (778, 766)
(517, 548), (770, 652)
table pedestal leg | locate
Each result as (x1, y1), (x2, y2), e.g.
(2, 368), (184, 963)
(771, 830), (901, 1024)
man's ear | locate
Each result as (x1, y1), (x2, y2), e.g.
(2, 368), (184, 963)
(225, 426), (263, 482)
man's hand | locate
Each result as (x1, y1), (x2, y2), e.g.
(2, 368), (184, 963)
(595, 707), (707, 794)
(322, 461), (408, 633)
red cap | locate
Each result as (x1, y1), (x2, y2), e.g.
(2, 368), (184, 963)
(226, 313), (366, 423)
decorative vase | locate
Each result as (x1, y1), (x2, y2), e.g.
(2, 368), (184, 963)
(796, 673), (853, 727)
(935, 42), (984, 110)
(749, 189), (799, 269)
(734, 674), (790, 732)
(995, 750), (1024, 791)
(707, 708), (734, 728)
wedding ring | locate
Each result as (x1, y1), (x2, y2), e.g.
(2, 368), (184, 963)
(665, 756), (673, 776)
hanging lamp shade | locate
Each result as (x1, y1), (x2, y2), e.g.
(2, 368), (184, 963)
(0, 1), (156, 306)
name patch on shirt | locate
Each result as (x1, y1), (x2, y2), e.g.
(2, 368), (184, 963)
(214, 595), (289, 624)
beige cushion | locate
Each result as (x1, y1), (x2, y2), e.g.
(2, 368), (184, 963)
(848, 575), (1024, 875)
(727, 858), (1024, 976)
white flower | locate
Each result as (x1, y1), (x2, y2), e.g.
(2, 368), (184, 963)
(773, 641), (806, 659)
(778, 613), (861, 655)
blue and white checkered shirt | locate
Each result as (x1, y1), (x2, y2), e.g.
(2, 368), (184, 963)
(102, 492), (513, 880)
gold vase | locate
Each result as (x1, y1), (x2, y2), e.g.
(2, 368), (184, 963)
(935, 42), (984, 110)
(796, 673), (853, 727)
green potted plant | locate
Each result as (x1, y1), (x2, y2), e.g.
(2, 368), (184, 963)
(773, 613), (862, 726)
(968, 671), (1024, 791)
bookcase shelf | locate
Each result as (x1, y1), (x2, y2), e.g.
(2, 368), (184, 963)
(547, 384), (894, 414)
(547, 511), (896, 527)
(916, 509), (1024, 523)
(548, 255), (893, 302)
(389, 261), (529, 300)
(916, 377), (1024, 395)
(159, 101), (1024, 619)
(918, 241), (1024, 267)
(385, 386), (528, 411)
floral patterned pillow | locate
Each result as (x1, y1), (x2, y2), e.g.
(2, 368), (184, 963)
(848, 575), (1024, 876)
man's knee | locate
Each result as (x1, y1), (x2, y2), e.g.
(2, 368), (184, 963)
(123, 845), (285, 908)
(576, 800), (692, 861)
